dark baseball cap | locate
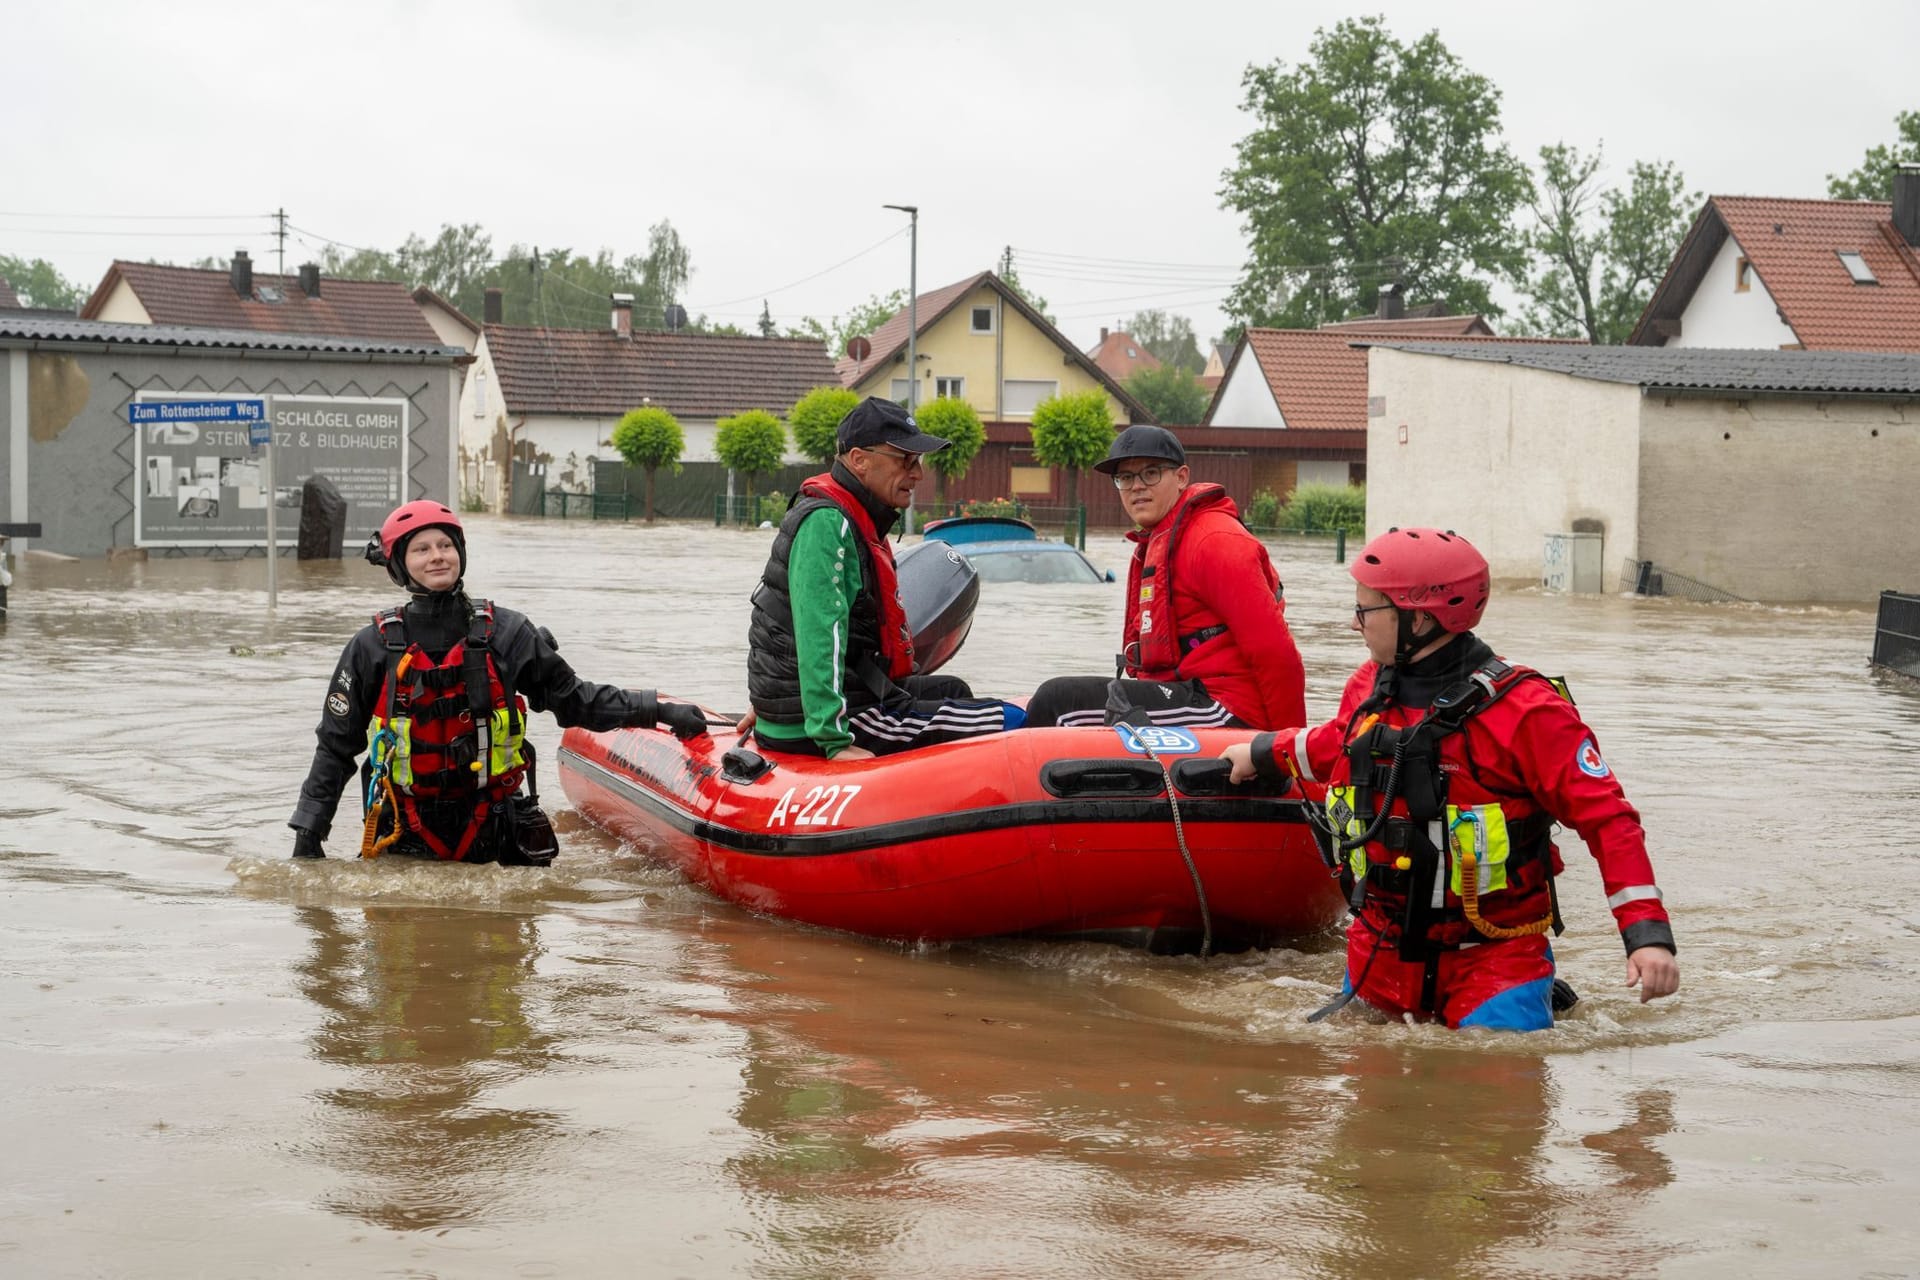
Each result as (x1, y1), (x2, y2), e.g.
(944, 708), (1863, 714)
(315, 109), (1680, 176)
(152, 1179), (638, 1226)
(1093, 424), (1187, 474)
(836, 397), (951, 455)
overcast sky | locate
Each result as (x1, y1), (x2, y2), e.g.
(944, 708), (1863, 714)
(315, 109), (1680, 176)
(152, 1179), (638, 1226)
(8, 1), (1915, 351)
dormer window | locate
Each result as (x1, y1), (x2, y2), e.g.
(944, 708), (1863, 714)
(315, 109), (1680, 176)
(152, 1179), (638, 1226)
(1837, 251), (1878, 285)
(255, 285), (284, 303)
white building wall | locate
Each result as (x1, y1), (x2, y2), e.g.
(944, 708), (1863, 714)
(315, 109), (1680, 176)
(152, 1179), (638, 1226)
(1366, 349), (1644, 588)
(418, 303), (476, 352)
(1207, 351), (1286, 427)
(1671, 235), (1801, 349)
(1637, 393), (1918, 602)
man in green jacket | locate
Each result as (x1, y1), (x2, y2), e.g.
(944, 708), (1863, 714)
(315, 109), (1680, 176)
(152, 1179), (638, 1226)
(744, 398), (1016, 759)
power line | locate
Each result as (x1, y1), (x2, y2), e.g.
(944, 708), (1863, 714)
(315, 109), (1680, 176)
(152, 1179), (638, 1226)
(0, 210), (269, 221)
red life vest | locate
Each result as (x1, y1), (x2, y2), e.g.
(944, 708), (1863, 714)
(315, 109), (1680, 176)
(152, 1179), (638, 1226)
(1124, 483), (1277, 678)
(368, 601), (528, 861)
(798, 471), (914, 680)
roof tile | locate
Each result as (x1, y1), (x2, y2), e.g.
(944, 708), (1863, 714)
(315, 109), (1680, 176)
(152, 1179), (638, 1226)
(485, 326), (840, 418)
(82, 260), (442, 344)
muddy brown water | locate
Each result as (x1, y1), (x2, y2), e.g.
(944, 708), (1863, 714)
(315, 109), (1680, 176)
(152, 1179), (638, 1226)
(3, 516), (1918, 1279)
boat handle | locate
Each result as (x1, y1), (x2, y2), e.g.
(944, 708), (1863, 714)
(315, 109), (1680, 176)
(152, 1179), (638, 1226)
(1039, 758), (1166, 798)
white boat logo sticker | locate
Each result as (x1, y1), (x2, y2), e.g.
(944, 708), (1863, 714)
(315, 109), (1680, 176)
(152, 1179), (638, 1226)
(1114, 725), (1200, 755)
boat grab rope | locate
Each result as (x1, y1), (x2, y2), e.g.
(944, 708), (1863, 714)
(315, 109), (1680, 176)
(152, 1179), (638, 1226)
(1118, 724), (1214, 958)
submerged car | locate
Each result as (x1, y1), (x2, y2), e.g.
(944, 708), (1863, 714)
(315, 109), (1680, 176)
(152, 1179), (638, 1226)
(909, 515), (1115, 584)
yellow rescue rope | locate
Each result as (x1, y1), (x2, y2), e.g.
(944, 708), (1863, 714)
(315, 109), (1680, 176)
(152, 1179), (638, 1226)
(1455, 840), (1553, 940)
(358, 775), (406, 859)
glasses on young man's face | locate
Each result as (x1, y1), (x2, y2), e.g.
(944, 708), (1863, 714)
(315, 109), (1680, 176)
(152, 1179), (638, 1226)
(1353, 602), (1397, 625)
(862, 445), (924, 471)
(1111, 464), (1169, 489)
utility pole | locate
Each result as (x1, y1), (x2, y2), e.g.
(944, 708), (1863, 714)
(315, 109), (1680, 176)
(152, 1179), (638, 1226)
(884, 204), (918, 409)
(274, 208), (287, 278)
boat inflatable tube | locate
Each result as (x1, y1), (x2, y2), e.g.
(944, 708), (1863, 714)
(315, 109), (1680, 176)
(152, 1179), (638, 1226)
(559, 710), (1345, 952)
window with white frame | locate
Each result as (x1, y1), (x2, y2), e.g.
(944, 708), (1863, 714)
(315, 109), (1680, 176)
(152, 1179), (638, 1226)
(971, 306), (994, 334)
(473, 370), (488, 418)
(935, 376), (965, 400)
(890, 378), (913, 404)
(1001, 379), (1058, 418)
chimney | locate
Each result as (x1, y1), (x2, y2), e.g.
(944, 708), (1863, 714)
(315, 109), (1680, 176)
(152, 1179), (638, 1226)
(611, 293), (634, 339)
(1100, 326), (1109, 343)
(230, 249), (253, 298)
(1376, 281), (1404, 320)
(297, 263), (320, 298)
(1895, 163), (1920, 249)
(483, 287), (503, 324)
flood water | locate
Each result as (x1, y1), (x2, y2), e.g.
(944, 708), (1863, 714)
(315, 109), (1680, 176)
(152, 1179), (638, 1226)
(4, 516), (1918, 1279)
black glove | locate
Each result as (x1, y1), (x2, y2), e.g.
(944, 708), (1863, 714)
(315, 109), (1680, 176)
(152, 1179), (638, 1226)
(655, 700), (710, 741)
(291, 827), (327, 860)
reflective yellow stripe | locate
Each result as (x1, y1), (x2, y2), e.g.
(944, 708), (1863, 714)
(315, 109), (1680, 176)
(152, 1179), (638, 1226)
(488, 706), (526, 775)
(367, 715), (415, 788)
(1326, 785), (1370, 879)
(1446, 803), (1512, 897)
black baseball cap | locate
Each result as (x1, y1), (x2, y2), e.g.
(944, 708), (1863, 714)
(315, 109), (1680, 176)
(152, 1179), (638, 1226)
(836, 397), (951, 455)
(1093, 424), (1187, 474)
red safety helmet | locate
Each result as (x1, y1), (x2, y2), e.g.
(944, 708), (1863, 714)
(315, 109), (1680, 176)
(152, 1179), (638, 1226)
(368, 500), (465, 589)
(1350, 526), (1489, 634)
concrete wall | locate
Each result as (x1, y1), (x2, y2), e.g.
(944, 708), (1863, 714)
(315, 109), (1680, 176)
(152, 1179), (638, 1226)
(1673, 234), (1800, 349)
(1637, 393), (1918, 602)
(1367, 348), (1644, 587)
(0, 341), (459, 557)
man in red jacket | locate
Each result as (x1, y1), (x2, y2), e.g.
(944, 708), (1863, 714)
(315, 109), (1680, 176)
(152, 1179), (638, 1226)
(1026, 425), (1305, 730)
(1221, 527), (1680, 1029)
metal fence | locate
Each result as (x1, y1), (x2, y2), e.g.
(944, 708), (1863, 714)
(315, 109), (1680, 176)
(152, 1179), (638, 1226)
(1622, 558), (1748, 604)
(1873, 590), (1920, 678)
(538, 490), (596, 519)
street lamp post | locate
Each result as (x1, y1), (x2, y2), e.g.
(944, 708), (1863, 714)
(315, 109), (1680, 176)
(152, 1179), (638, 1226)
(883, 203), (918, 409)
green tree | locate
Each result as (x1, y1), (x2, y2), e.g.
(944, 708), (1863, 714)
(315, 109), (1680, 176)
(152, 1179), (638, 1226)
(1124, 365), (1211, 425)
(1220, 15), (1530, 329)
(397, 223), (494, 302)
(610, 406), (685, 524)
(786, 289), (905, 359)
(1028, 389), (1115, 509)
(1828, 110), (1920, 201)
(789, 386), (861, 466)
(915, 396), (986, 506)
(642, 220), (692, 312)
(1517, 143), (1696, 344)
(1120, 309), (1204, 373)
(0, 255), (84, 310)
(714, 409), (788, 503)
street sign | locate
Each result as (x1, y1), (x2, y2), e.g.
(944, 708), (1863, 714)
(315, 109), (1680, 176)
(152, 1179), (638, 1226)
(248, 419), (271, 447)
(128, 398), (266, 426)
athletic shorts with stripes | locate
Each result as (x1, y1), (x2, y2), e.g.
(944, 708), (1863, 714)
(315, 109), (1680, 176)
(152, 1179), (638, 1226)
(1023, 675), (1244, 730)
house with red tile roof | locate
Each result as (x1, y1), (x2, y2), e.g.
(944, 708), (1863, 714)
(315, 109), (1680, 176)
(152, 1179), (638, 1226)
(1631, 170), (1920, 349)
(82, 253), (445, 346)
(462, 297), (838, 509)
(834, 271), (1155, 521)
(412, 286), (480, 353)
(1085, 328), (1162, 384)
(1199, 322), (1577, 502)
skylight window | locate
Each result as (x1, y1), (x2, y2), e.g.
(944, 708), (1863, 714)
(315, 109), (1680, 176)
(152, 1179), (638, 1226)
(1837, 251), (1878, 285)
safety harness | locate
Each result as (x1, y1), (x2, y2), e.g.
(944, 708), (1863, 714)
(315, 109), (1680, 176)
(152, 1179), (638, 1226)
(1305, 658), (1572, 1018)
(357, 601), (528, 861)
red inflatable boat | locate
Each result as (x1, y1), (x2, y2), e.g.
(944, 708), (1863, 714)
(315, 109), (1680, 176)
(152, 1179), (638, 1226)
(557, 715), (1345, 952)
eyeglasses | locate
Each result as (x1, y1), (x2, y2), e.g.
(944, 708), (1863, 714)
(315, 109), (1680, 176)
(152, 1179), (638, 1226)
(1353, 603), (1397, 624)
(861, 445), (924, 471)
(1111, 464), (1169, 489)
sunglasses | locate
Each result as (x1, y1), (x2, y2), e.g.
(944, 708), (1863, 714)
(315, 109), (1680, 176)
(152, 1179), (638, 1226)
(861, 445), (924, 470)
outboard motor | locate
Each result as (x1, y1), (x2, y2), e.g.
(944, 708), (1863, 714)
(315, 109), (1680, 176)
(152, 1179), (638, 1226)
(896, 541), (980, 675)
